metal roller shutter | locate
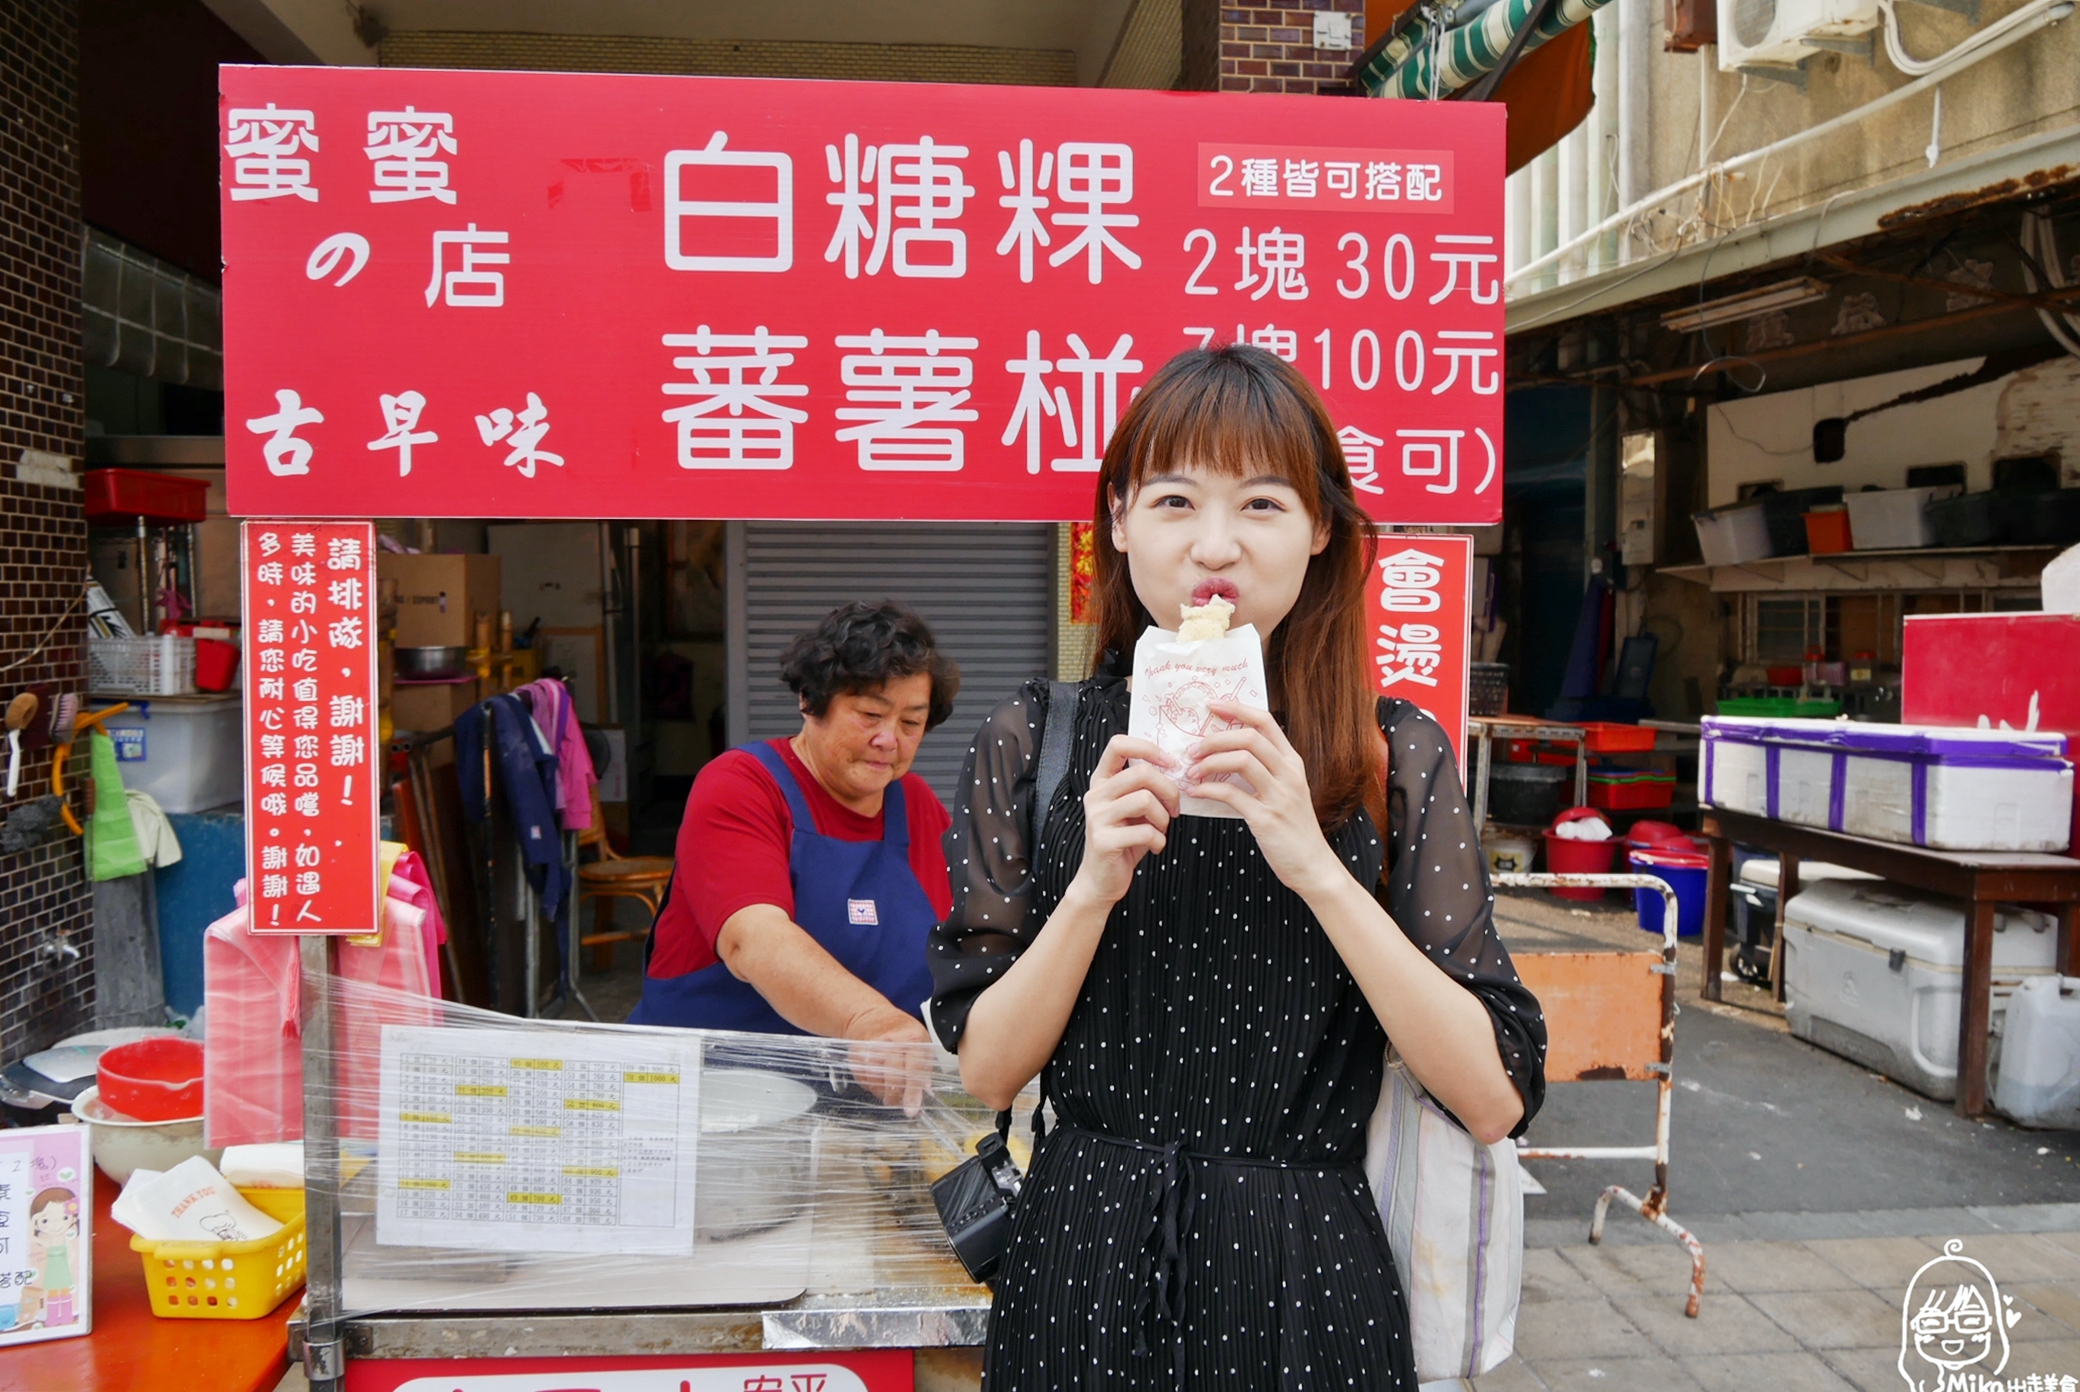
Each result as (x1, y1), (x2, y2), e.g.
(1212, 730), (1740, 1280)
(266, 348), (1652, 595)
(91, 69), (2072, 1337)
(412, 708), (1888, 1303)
(731, 522), (1054, 804)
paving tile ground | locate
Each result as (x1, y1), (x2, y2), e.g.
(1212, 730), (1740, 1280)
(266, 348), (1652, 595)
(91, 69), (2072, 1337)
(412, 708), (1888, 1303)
(1481, 1229), (2080, 1391)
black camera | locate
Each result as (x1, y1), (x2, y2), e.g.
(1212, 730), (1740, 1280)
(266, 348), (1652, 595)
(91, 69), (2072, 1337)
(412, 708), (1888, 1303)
(930, 1130), (1025, 1286)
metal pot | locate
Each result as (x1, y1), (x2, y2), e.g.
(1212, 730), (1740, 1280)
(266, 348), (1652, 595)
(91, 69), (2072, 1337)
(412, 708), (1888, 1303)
(396, 645), (469, 679)
(695, 1069), (817, 1242)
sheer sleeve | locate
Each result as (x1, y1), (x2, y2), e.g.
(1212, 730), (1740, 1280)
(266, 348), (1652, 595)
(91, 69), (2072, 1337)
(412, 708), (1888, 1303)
(1378, 699), (1548, 1137)
(925, 680), (1052, 1053)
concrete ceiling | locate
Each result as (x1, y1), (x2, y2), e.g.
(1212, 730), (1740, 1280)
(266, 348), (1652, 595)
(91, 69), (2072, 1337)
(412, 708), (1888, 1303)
(200, 0), (1142, 83)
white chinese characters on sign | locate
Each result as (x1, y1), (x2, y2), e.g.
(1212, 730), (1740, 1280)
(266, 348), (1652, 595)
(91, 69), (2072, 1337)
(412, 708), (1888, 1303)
(1397, 427), (1498, 496)
(367, 391), (435, 476)
(1430, 234), (1500, 305)
(824, 135), (976, 279)
(427, 226), (509, 308)
(994, 141), (1142, 284)
(366, 107), (457, 204)
(1236, 228), (1307, 301)
(1337, 425), (1385, 496)
(1375, 548), (1446, 689)
(246, 390), (323, 477)
(226, 104), (319, 202)
(661, 327), (811, 471)
(1002, 333), (1142, 474)
(834, 330), (978, 471)
(665, 133), (793, 273)
(477, 394), (563, 479)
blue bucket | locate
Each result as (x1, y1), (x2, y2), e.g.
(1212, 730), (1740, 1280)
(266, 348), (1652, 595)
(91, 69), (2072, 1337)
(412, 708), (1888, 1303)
(1628, 847), (1708, 939)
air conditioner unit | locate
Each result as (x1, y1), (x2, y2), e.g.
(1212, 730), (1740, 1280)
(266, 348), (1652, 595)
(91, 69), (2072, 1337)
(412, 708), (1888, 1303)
(1718, 0), (1877, 71)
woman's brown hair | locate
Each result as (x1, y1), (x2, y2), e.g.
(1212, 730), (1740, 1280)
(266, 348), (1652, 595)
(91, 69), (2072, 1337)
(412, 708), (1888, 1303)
(1088, 344), (1384, 831)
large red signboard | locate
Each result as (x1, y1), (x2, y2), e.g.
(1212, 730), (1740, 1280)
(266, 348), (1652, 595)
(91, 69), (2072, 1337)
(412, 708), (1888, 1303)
(1367, 532), (1473, 774)
(241, 520), (382, 935)
(221, 68), (1503, 524)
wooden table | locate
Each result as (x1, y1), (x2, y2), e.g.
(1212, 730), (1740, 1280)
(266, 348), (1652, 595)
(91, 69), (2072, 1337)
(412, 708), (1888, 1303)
(0, 1169), (296, 1392)
(1700, 808), (2080, 1119)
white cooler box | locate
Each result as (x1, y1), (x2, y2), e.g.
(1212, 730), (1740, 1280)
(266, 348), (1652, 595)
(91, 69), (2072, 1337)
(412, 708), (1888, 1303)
(1783, 879), (2061, 1101)
(99, 693), (244, 813)
(1992, 976), (2080, 1129)
(1702, 716), (2072, 852)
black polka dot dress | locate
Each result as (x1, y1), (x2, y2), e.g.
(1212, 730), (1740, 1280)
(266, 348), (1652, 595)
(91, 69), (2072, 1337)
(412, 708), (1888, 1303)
(928, 668), (1546, 1392)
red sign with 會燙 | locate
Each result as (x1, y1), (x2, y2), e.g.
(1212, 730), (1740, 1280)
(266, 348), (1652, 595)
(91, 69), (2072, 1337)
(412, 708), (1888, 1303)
(240, 520), (382, 935)
(1368, 532), (1473, 777)
(220, 68), (1503, 525)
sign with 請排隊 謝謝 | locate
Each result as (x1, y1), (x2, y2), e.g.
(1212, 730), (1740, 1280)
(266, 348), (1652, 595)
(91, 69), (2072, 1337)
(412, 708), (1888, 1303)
(221, 68), (1504, 524)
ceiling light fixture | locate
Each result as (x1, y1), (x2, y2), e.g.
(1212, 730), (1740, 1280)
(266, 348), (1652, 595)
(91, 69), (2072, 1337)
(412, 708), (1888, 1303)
(1659, 276), (1832, 333)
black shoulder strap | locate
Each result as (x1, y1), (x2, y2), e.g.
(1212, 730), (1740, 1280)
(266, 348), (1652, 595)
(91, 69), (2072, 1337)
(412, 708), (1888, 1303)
(1031, 680), (1079, 860)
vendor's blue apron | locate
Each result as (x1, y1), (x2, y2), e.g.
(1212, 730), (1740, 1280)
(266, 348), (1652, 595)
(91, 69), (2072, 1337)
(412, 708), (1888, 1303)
(629, 742), (938, 1034)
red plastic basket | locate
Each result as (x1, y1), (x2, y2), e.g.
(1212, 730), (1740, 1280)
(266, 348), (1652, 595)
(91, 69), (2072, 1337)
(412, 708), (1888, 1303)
(1579, 722), (1658, 753)
(84, 469), (208, 525)
(1587, 772), (1677, 810)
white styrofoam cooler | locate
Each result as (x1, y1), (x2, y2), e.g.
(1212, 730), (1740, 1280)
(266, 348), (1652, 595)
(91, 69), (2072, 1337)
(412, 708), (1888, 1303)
(1783, 879), (2061, 1101)
(99, 693), (243, 813)
(1692, 503), (1772, 567)
(1992, 976), (2080, 1129)
(1702, 716), (2073, 852)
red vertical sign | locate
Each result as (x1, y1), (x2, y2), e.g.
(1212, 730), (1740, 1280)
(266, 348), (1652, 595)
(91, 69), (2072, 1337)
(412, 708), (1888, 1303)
(1368, 532), (1472, 776)
(241, 520), (382, 935)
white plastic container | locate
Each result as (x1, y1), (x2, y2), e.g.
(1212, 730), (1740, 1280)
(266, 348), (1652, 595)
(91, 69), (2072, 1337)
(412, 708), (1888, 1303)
(1783, 879), (2061, 1101)
(1992, 976), (2080, 1128)
(99, 693), (243, 813)
(1843, 486), (1960, 551)
(1692, 502), (1773, 567)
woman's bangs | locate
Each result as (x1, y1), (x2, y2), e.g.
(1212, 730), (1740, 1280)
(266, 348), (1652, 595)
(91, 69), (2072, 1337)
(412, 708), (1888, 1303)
(1121, 363), (1324, 510)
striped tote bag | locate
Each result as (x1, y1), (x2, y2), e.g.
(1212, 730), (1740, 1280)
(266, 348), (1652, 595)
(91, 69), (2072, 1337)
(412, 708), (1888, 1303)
(1364, 1052), (1525, 1388)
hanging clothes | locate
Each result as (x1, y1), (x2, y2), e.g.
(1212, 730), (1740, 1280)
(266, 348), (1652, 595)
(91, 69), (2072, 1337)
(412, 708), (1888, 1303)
(514, 677), (596, 831)
(455, 694), (567, 922)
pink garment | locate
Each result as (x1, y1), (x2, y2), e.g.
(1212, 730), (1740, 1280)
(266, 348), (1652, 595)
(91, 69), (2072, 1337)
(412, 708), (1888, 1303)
(517, 677), (596, 830)
(204, 860), (446, 1148)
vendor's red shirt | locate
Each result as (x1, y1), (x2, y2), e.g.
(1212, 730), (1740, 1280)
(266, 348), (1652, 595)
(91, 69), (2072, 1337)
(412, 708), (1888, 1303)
(647, 738), (953, 979)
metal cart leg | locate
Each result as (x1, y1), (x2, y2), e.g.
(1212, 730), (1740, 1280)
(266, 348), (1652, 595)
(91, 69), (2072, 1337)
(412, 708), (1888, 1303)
(299, 935), (345, 1390)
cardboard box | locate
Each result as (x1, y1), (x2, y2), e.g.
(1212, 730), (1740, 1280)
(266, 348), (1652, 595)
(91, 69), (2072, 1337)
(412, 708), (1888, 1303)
(379, 553), (502, 649)
(390, 679), (479, 738)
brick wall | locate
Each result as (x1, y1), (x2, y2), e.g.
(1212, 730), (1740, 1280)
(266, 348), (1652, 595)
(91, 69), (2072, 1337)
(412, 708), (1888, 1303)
(0, 0), (93, 1058)
(381, 31), (1077, 86)
(1218, 2), (1366, 95)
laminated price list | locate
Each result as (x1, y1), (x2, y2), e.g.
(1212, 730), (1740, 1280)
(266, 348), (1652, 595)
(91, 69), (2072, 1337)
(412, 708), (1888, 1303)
(376, 1026), (701, 1255)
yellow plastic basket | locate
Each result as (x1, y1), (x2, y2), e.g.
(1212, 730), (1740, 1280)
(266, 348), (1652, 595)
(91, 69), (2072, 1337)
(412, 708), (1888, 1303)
(130, 1186), (307, 1320)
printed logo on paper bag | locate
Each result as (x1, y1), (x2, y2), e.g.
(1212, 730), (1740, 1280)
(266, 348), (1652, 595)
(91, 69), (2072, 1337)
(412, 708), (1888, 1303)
(847, 899), (879, 926)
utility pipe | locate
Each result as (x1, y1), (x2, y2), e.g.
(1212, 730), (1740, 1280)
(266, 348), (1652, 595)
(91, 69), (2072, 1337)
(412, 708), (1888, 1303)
(1505, 0), (2074, 286)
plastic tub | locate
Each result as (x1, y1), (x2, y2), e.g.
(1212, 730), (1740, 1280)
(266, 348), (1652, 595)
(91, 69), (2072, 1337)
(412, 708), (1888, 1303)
(1804, 505), (1853, 555)
(1483, 833), (1537, 876)
(1993, 976), (2080, 1128)
(193, 637), (240, 693)
(82, 469), (209, 525)
(1760, 486), (1845, 556)
(1588, 770), (1677, 810)
(98, 1037), (205, 1121)
(1845, 485), (1956, 550)
(1542, 835), (1616, 899)
(1580, 721), (1657, 753)
(1629, 846), (1708, 938)
(1692, 503), (1772, 566)
(1929, 491), (1998, 547)
(1488, 762), (1570, 826)
(72, 1086), (221, 1184)
(96, 694), (243, 813)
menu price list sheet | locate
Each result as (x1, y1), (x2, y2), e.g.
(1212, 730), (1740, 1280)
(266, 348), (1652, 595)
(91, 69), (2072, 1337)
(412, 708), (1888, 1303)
(375, 1027), (701, 1256)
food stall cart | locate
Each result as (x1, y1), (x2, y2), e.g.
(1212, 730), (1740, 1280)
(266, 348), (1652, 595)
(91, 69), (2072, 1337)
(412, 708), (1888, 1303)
(215, 62), (1508, 1391)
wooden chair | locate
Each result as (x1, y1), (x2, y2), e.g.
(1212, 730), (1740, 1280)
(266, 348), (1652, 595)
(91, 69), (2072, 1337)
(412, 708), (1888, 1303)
(576, 786), (674, 971)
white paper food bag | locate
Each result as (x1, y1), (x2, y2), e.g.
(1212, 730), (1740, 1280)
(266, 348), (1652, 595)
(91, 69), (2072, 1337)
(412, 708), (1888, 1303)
(1128, 622), (1270, 819)
(111, 1154), (282, 1243)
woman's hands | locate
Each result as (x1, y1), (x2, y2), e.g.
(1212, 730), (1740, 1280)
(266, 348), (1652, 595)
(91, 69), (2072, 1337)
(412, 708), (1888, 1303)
(1067, 735), (1182, 909)
(1184, 701), (1346, 899)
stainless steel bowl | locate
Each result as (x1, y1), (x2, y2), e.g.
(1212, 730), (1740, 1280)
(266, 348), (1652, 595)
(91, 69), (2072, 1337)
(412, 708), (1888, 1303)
(396, 645), (469, 679)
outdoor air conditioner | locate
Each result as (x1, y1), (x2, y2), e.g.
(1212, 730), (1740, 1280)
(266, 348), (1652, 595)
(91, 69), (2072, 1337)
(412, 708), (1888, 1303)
(1717, 0), (1878, 71)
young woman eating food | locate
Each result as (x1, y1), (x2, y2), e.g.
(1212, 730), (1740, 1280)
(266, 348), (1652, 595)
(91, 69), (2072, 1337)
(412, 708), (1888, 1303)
(927, 343), (1547, 1390)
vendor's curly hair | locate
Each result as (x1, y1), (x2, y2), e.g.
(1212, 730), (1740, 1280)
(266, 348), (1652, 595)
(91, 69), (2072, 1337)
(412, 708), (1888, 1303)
(781, 601), (961, 731)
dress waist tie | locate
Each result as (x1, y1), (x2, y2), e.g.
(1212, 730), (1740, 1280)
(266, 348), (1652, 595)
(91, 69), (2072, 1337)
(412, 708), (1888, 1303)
(1061, 1124), (1366, 1391)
